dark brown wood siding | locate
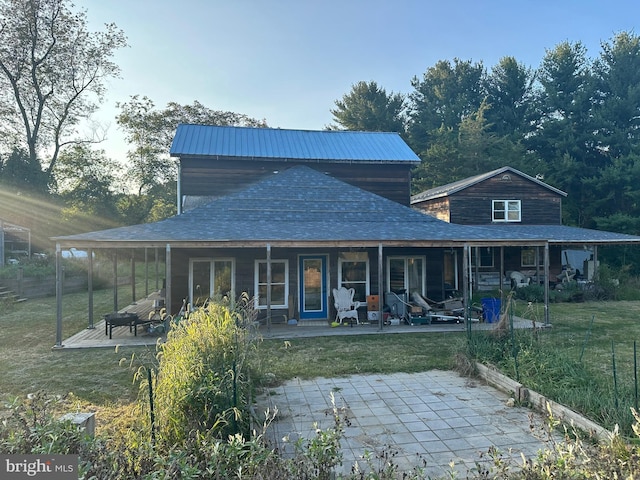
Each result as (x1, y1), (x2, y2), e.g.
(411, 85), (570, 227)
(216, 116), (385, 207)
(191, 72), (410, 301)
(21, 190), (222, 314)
(439, 175), (563, 225)
(180, 158), (414, 206)
(168, 246), (447, 318)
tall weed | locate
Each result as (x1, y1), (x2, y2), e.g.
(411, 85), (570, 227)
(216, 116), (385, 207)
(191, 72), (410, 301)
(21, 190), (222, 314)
(148, 295), (260, 447)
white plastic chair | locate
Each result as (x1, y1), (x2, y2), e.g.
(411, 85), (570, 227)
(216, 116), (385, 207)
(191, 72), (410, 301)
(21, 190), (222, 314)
(332, 287), (361, 324)
(510, 271), (531, 288)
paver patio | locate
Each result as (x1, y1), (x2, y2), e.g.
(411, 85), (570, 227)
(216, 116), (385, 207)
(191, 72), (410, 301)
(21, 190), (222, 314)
(255, 370), (556, 478)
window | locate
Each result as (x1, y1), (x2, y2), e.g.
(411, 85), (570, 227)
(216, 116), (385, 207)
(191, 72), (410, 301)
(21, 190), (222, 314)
(255, 259), (289, 309)
(189, 258), (235, 306)
(492, 200), (521, 222)
(387, 256), (425, 296)
(338, 253), (369, 303)
(521, 248), (542, 267)
(472, 247), (494, 268)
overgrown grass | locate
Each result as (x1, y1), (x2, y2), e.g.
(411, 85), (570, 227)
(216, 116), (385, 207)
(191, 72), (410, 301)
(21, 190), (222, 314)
(464, 297), (640, 435)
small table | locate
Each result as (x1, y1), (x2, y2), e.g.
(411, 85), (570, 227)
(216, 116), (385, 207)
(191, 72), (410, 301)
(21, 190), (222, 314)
(104, 312), (139, 339)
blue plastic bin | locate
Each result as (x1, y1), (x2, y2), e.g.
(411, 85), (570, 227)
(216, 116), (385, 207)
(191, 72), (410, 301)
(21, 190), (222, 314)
(481, 298), (501, 323)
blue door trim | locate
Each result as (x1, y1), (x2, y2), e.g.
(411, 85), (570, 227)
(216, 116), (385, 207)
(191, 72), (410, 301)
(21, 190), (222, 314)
(298, 255), (327, 320)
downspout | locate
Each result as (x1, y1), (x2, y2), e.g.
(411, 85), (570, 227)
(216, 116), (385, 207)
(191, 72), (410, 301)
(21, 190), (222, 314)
(54, 243), (63, 348)
(177, 162), (182, 215)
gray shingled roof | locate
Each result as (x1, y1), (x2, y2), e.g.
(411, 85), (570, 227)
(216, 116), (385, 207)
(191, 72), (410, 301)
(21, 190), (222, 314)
(486, 224), (640, 245)
(411, 166), (567, 203)
(53, 166), (640, 247)
(170, 124), (421, 164)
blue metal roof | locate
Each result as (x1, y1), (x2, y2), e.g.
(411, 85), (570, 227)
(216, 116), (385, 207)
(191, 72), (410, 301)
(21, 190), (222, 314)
(170, 124), (421, 163)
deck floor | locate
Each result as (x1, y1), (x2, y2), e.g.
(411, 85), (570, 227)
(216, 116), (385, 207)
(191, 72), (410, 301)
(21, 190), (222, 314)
(59, 292), (167, 349)
(59, 289), (540, 349)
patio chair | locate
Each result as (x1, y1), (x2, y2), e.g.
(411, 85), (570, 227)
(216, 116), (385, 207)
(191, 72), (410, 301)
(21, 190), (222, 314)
(510, 271), (530, 289)
(332, 287), (361, 325)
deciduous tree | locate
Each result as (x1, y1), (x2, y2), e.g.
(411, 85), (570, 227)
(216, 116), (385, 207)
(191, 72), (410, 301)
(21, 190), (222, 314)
(115, 96), (268, 224)
(0, 0), (127, 188)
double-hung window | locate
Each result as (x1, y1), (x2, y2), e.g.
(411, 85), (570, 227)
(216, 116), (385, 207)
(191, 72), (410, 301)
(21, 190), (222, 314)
(255, 259), (289, 309)
(521, 248), (542, 268)
(338, 253), (369, 303)
(492, 200), (521, 222)
(471, 248), (494, 268)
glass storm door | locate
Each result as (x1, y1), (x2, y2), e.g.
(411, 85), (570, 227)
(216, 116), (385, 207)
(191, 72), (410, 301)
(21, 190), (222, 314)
(299, 255), (327, 320)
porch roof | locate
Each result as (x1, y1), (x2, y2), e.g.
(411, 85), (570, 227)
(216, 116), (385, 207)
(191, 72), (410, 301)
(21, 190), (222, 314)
(52, 166), (640, 249)
(486, 224), (640, 245)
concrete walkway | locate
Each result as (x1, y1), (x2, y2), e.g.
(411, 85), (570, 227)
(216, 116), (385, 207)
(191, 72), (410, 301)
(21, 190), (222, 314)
(255, 370), (555, 478)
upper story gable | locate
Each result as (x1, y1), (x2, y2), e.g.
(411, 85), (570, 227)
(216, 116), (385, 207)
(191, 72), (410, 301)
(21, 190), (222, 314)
(411, 166), (567, 225)
(170, 124), (421, 211)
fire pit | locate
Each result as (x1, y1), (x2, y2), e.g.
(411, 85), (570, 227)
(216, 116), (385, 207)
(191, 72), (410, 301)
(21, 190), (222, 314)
(104, 312), (139, 339)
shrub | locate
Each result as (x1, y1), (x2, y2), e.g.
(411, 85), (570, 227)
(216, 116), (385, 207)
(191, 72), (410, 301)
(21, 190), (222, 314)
(149, 295), (260, 447)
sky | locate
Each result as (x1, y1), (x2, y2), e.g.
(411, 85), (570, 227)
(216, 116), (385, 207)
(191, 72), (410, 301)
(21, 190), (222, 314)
(82, 0), (640, 162)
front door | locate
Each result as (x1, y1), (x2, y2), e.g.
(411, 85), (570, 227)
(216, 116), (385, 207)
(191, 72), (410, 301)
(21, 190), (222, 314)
(299, 255), (327, 320)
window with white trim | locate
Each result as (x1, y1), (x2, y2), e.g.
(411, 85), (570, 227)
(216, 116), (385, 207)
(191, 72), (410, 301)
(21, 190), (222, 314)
(338, 252), (369, 303)
(254, 259), (289, 309)
(492, 200), (521, 222)
(387, 256), (425, 295)
(189, 258), (235, 306)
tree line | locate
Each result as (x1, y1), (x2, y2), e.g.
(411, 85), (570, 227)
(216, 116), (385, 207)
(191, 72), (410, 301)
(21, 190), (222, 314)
(0, 0), (639, 258)
(332, 31), (640, 237)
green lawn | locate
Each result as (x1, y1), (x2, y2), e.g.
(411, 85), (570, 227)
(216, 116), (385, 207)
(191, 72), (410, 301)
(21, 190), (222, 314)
(2, 287), (640, 428)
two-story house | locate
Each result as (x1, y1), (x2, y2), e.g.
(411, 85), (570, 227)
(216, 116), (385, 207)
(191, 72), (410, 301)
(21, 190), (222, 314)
(52, 126), (640, 343)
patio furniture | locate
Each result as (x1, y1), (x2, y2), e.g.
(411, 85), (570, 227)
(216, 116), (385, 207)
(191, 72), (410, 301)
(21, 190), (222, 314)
(333, 287), (361, 325)
(104, 312), (139, 339)
(510, 271), (531, 288)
